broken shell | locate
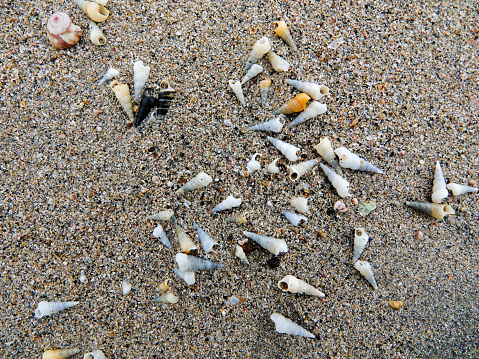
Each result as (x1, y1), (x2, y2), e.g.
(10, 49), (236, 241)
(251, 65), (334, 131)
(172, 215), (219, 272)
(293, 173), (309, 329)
(228, 80), (245, 106)
(98, 68), (119, 85)
(175, 253), (223, 272)
(43, 349), (80, 359)
(335, 147), (383, 174)
(270, 313), (315, 338)
(273, 21), (297, 50)
(244, 36), (271, 70)
(267, 136), (299, 162)
(173, 268), (195, 285)
(157, 291), (180, 304)
(225, 212), (248, 224)
(235, 245), (249, 264)
(135, 88), (158, 127)
(35, 301), (79, 318)
(313, 137), (342, 175)
(46, 12), (82, 50)
(278, 275), (325, 297)
(288, 101), (327, 127)
(447, 183), (478, 196)
(285, 79), (329, 100)
(146, 209), (174, 221)
(358, 200), (377, 216)
(83, 349), (107, 359)
(354, 260), (378, 290)
(268, 51), (290, 72)
(291, 196), (309, 214)
(193, 223), (220, 253)
(152, 224), (172, 249)
(246, 153), (262, 173)
(249, 115), (284, 133)
(173, 218), (198, 254)
(320, 163), (351, 198)
(242, 231), (288, 256)
(241, 64), (263, 84)
(122, 280), (132, 295)
(352, 228), (369, 263)
(431, 161), (448, 203)
(274, 93), (310, 115)
(133, 60), (151, 102)
(176, 171), (212, 194)
(259, 78), (271, 106)
(282, 210), (307, 226)
(388, 300), (404, 310)
(157, 80), (176, 121)
(89, 20), (106, 46)
(110, 80), (134, 125)
(287, 158), (319, 181)
(212, 195), (242, 212)
(406, 201), (455, 220)
(267, 158), (281, 174)
(334, 200), (347, 213)
(72, 0), (109, 22)
(158, 278), (172, 292)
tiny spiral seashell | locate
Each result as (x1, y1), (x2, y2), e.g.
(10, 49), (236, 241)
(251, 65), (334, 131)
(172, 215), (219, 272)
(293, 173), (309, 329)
(334, 200), (347, 213)
(267, 158), (281, 174)
(72, 0), (109, 22)
(98, 68), (119, 85)
(46, 12), (82, 50)
(133, 60), (151, 102)
(273, 21), (298, 50)
(89, 20), (106, 46)
(291, 196), (309, 214)
(244, 36), (271, 70)
(35, 301), (79, 318)
(335, 147), (383, 174)
(278, 275), (325, 297)
(268, 51), (290, 72)
(282, 210), (307, 226)
(320, 163), (351, 198)
(267, 136), (299, 162)
(313, 137), (342, 175)
(354, 260), (378, 290)
(228, 80), (245, 106)
(288, 101), (327, 127)
(271, 313), (315, 338)
(287, 159), (319, 181)
(235, 245), (249, 264)
(243, 231), (288, 256)
(110, 80), (134, 125)
(83, 349), (107, 359)
(176, 171), (212, 194)
(388, 300), (404, 310)
(259, 78), (271, 106)
(285, 79), (329, 100)
(43, 348), (80, 359)
(157, 80), (176, 121)
(152, 224), (171, 249)
(249, 116), (284, 133)
(193, 223), (220, 253)
(352, 228), (369, 263)
(212, 195), (242, 212)
(241, 64), (263, 85)
(146, 209), (174, 221)
(175, 253), (224, 272)
(431, 161), (448, 203)
(225, 212), (248, 224)
(406, 201), (455, 220)
(446, 183), (478, 196)
(246, 153), (262, 173)
(158, 278), (172, 292)
(135, 88), (158, 127)
(274, 93), (310, 115)
(173, 218), (198, 254)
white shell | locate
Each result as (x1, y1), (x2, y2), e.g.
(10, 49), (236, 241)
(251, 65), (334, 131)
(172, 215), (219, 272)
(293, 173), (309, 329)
(249, 116), (284, 133)
(270, 313), (315, 338)
(242, 231), (288, 255)
(146, 209), (174, 221)
(157, 291), (180, 304)
(212, 195), (242, 212)
(278, 275), (325, 297)
(313, 137), (342, 175)
(79, 270), (87, 283)
(268, 51), (290, 72)
(353, 228), (369, 263)
(83, 350), (107, 359)
(288, 101), (327, 127)
(175, 253), (223, 272)
(447, 183), (478, 196)
(246, 153), (262, 173)
(432, 161), (448, 203)
(267, 158), (281, 174)
(174, 220), (198, 253)
(406, 201), (455, 220)
(282, 210), (307, 226)
(285, 79), (329, 100)
(291, 196), (309, 214)
(173, 268), (196, 285)
(35, 301), (79, 318)
(176, 171), (212, 194)
(122, 280), (132, 295)
(334, 200), (347, 212)
(267, 136), (299, 162)
(287, 159), (319, 181)
(244, 36), (271, 70)
(89, 20), (106, 46)
(133, 60), (151, 102)
(335, 147), (383, 174)
(228, 80), (245, 106)
(354, 260), (378, 290)
(98, 68), (119, 85)
(320, 163), (351, 198)
(235, 245), (249, 264)
(193, 223), (220, 253)
(241, 64), (263, 84)
(43, 349), (80, 359)
(152, 224), (172, 249)
(259, 78), (271, 106)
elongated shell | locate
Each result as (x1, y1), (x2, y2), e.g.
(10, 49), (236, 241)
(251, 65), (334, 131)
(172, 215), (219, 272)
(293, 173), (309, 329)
(35, 301), (79, 318)
(228, 80), (245, 106)
(173, 268), (195, 285)
(259, 78), (271, 106)
(267, 136), (299, 162)
(193, 223), (220, 253)
(241, 64), (263, 84)
(249, 116), (284, 133)
(146, 209), (174, 221)
(156, 291), (180, 304)
(174, 220), (198, 254)
(432, 161), (448, 203)
(335, 147), (383, 174)
(176, 171), (212, 194)
(285, 79), (329, 100)
(274, 93), (310, 115)
(273, 21), (297, 50)
(72, 0), (109, 22)
(267, 158), (281, 174)
(175, 253), (223, 272)
(353, 228), (369, 263)
(270, 313), (315, 338)
(288, 101), (327, 127)
(212, 195), (242, 212)
(46, 12), (82, 50)
(354, 260), (378, 290)
(268, 51), (290, 72)
(243, 231), (288, 256)
(98, 68), (119, 85)
(313, 137), (342, 175)
(288, 159), (319, 181)
(282, 210), (307, 226)
(152, 224), (172, 249)
(235, 245), (249, 264)
(447, 183), (478, 196)
(225, 212), (248, 224)
(43, 349), (80, 359)
(135, 88), (158, 127)
(246, 153), (262, 173)
(406, 201), (455, 220)
(133, 61), (150, 102)
(157, 80), (176, 121)
(89, 20), (106, 46)
(291, 196), (309, 214)
(244, 36), (271, 70)
(320, 163), (351, 198)
(110, 80), (134, 125)
(278, 275), (324, 297)
(83, 349), (107, 359)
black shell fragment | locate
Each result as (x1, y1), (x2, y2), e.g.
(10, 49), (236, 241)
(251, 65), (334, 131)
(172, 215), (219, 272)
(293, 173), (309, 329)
(135, 88), (158, 127)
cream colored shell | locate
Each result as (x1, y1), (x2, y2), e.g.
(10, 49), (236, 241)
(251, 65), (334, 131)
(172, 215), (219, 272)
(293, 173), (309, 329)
(278, 275), (324, 297)
(110, 80), (134, 124)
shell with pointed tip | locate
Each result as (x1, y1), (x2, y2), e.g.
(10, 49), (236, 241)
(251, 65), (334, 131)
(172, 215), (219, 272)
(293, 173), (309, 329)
(354, 260), (378, 289)
(283, 210), (307, 226)
(290, 196), (309, 214)
(274, 93), (310, 115)
(43, 348), (80, 359)
(135, 88), (158, 127)
(447, 183), (478, 196)
(313, 137), (342, 175)
(133, 61), (151, 102)
(46, 12), (82, 50)
(267, 158), (281, 174)
(270, 313), (315, 338)
(235, 245), (249, 264)
(152, 224), (172, 249)
(259, 78), (271, 106)
(175, 253), (223, 272)
(225, 212), (248, 224)
(157, 291), (180, 304)
(320, 163), (351, 198)
(335, 147), (383, 174)
(156, 80), (176, 121)
(98, 68), (119, 85)
(278, 275), (325, 297)
(353, 228), (369, 263)
(83, 349), (107, 359)
(173, 268), (196, 285)
(432, 161), (448, 203)
(288, 101), (327, 127)
(173, 220), (198, 254)
(246, 153), (262, 173)
(228, 80), (245, 106)
(249, 116), (284, 133)
(288, 159), (319, 181)
(193, 223), (220, 253)
(268, 51), (290, 72)
(89, 20), (106, 46)
(243, 231), (288, 255)
(72, 0), (109, 22)
(212, 195), (242, 212)
(273, 21), (297, 50)
(406, 201), (455, 220)
(35, 301), (79, 318)
(285, 79), (329, 100)
(267, 136), (299, 162)
(241, 64), (263, 84)
(146, 209), (174, 221)
(244, 36), (271, 70)
(176, 171), (212, 194)
(110, 80), (134, 124)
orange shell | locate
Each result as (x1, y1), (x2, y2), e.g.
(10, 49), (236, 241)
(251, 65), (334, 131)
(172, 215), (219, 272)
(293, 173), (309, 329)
(279, 93), (310, 114)
(274, 21), (288, 37)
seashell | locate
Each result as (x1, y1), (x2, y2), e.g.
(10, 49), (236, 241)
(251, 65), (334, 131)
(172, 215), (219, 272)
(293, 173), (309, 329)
(173, 218), (198, 254)
(335, 147), (383, 174)
(46, 12), (82, 50)
(43, 349), (80, 359)
(270, 313), (315, 338)
(228, 80), (245, 106)
(406, 201), (455, 220)
(259, 78), (271, 106)
(152, 224), (172, 249)
(83, 350), (107, 359)
(274, 93), (310, 115)
(291, 196), (309, 214)
(273, 21), (297, 50)
(282, 210), (307, 226)
(313, 137), (342, 175)
(431, 161), (448, 203)
(278, 275), (324, 297)
(358, 200), (377, 216)
(249, 116), (284, 133)
(212, 195), (242, 212)
(176, 171), (212, 194)
(388, 300), (404, 310)
(157, 80), (176, 121)
(242, 231), (288, 256)
(122, 280), (132, 295)
(146, 209), (174, 221)
(35, 301), (79, 319)
(320, 163), (351, 198)
(235, 245), (249, 265)
(267, 136), (299, 162)
(288, 101), (327, 127)
(72, 0), (109, 22)
(268, 51), (290, 72)
(158, 278), (172, 292)
(267, 158), (281, 174)
(89, 20), (106, 46)
(246, 153), (262, 173)
(110, 80), (134, 125)
(327, 37), (345, 50)
(244, 36), (271, 70)
(285, 79), (329, 100)
(135, 88), (158, 127)
(156, 291), (180, 304)
(175, 253), (224, 272)
(287, 158), (319, 181)
(173, 268), (195, 285)
(447, 183), (478, 196)
(133, 61), (151, 102)
(225, 212), (248, 224)
(354, 260), (378, 289)
(98, 68), (119, 85)
(334, 200), (347, 212)
(241, 64), (263, 85)
(193, 223), (220, 253)
(352, 228), (369, 263)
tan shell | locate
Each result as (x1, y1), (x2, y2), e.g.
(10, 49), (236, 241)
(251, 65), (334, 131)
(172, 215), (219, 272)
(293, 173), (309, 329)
(46, 12), (82, 50)
(110, 80), (134, 125)
(274, 93), (310, 115)
(273, 21), (297, 50)
(158, 278), (172, 292)
(388, 300), (404, 310)
(84, 1), (109, 22)
(42, 349), (80, 359)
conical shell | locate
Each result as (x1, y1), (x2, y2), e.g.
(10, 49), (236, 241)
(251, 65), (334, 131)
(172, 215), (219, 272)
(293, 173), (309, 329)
(46, 12), (83, 50)
(274, 93), (310, 115)
(335, 147), (383, 174)
(244, 36), (271, 70)
(225, 212), (248, 224)
(193, 223), (220, 253)
(242, 231), (288, 255)
(152, 224), (172, 249)
(291, 196), (309, 214)
(246, 153), (262, 173)
(43, 348), (80, 359)
(135, 88), (158, 127)
(353, 228), (369, 263)
(157, 80), (176, 121)
(98, 68), (119, 85)
(83, 349), (107, 359)
(175, 253), (224, 272)
(173, 268), (196, 285)
(270, 313), (315, 338)
(212, 195), (242, 212)
(72, 0), (110, 22)
(146, 209), (174, 221)
(267, 158), (281, 174)
(288, 101), (327, 127)
(282, 210), (307, 226)
(249, 116), (284, 133)
(287, 159), (319, 181)
(354, 260), (378, 290)
(406, 201), (455, 220)
(176, 171), (212, 194)
(320, 163), (351, 198)
(235, 245), (249, 264)
(278, 275), (325, 297)
(133, 60), (151, 102)
(35, 301), (79, 318)
(110, 80), (134, 125)
(174, 220), (198, 254)
(447, 183), (478, 196)
(431, 161), (448, 203)
(259, 78), (271, 106)
(241, 64), (263, 84)
(228, 80), (245, 106)
(267, 136), (299, 162)
(313, 137), (342, 175)
(273, 21), (298, 50)
(89, 20), (106, 46)
(285, 79), (329, 100)
(268, 51), (290, 72)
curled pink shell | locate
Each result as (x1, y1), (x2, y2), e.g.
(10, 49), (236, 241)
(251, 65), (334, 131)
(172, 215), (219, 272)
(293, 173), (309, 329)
(46, 12), (82, 50)
(334, 200), (347, 213)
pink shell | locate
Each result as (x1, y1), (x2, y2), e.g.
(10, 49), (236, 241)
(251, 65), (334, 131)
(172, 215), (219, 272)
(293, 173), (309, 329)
(46, 12), (82, 50)
(334, 200), (347, 213)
